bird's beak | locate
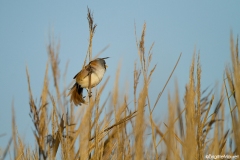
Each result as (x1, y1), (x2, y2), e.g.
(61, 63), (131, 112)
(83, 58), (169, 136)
(106, 65), (108, 68)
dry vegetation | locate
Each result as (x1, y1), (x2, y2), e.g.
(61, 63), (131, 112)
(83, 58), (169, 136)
(1, 9), (240, 160)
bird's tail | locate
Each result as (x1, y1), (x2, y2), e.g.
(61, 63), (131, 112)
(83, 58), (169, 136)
(68, 83), (85, 105)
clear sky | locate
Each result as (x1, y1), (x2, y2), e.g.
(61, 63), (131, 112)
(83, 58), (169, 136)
(1, 1), (240, 151)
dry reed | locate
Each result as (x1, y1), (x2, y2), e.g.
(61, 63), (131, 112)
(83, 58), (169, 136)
(2, 8), (240, 160)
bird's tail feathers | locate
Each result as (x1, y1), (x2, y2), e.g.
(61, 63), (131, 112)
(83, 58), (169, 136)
(68, 83), (86, 106)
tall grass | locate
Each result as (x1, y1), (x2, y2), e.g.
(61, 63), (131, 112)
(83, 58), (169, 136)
(2, 9), (240, 160)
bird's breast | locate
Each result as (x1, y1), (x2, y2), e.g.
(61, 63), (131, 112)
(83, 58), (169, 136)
(77, 68), (106, 88)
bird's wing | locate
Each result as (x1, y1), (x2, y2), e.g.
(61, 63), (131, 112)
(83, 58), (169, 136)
(74, 65), (91, 81)
(73, 72), (79, 79)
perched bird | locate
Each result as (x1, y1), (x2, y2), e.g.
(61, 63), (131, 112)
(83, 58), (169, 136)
(68, 57), (109, 105)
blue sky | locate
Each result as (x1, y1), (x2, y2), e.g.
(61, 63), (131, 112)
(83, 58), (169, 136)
(0, 1), (240, 151)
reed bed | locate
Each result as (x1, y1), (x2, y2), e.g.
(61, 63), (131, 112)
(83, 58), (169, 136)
(1, 9), (240, 160)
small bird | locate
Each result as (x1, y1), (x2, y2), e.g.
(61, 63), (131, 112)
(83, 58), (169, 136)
(68, 57), (109, 105)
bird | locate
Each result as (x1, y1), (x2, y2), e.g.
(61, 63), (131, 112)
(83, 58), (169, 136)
(68, 57), (109, 105)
